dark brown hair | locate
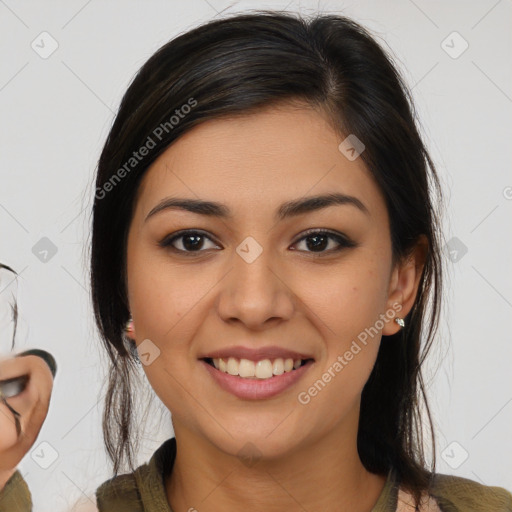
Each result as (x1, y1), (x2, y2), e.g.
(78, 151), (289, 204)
(90, 10), (444, 506)
(0, 262), (18, 352)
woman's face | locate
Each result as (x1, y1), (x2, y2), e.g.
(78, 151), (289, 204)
(126, 103), (416, 459)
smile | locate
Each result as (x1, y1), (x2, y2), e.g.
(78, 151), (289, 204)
(200, 357), (315, 400)
(204, 356), (312, 379)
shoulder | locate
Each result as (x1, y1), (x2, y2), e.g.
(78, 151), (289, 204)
(428, 472), (512, 512)
(94, 438), (176, 512)
(95, 472), (143, 511)
(0, 470), (32, 510)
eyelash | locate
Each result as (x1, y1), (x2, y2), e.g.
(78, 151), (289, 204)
(158, 229), (357, 256)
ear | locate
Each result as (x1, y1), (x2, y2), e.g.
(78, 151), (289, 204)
(382, 235), (428, 336)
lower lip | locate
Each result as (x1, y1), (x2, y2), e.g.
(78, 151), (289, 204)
(200, 359), (314, 400)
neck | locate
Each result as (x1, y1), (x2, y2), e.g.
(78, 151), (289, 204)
(165, 421), (387, 512)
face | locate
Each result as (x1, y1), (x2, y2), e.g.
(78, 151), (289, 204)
(125, 103), (412, 460)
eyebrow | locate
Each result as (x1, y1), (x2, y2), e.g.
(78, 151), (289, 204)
(145, 192), (370, 223)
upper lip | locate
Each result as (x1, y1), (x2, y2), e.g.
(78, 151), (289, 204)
(199, 345), (315, 362)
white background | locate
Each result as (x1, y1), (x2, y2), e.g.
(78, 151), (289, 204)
(1, 0), (511, 510)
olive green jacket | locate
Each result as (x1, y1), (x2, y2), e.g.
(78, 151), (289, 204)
(1, 437), (512, 511)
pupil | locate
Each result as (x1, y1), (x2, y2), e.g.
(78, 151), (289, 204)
(307, 234), (327, 251)
(184, 234), (203, 251)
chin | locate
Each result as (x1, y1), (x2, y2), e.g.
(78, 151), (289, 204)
(200, 424), (303, 464)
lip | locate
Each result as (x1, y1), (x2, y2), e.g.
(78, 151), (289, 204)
(199, 345), (314, 362)
(200, 358), (314, 400)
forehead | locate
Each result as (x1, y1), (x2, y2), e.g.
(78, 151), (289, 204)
(133, 104), (387, 222)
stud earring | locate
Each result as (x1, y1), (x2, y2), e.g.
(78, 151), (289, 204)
(123, 317), (140, 363)
(125, 318), (134, 337)
(395, 317), (405, 328)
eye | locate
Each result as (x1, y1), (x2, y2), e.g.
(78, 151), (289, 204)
(291, 229), (356, 254)
(159, 230), (220, 254)
(159, 228), (356, 256)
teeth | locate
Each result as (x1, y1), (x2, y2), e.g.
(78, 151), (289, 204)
(227, 357), (238, 376)
(272, 358), (284, 375)
(211, 357), (306, 379)
(255, 360), (273, 379)
(239, 359), (255, 377)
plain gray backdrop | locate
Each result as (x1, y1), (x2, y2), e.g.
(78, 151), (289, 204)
(1, 0), (511, 510)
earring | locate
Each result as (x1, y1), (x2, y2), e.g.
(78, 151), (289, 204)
(125, 318), (134, 337)
(123, 317), (140, 363)
(395, 317), (405, 328)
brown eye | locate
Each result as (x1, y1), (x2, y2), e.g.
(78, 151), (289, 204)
(159, 230), (221, 254)
(158, 228), (356, 256)
(292, 230), (356, 254)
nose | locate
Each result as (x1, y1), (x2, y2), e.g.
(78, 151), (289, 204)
(215, 242), (295, 330)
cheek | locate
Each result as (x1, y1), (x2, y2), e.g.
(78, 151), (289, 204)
(126, 237), (209, 339)
(295, 255), (389, 346)
(292, 254), (390, 411)
(126, 245), (220, 408)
